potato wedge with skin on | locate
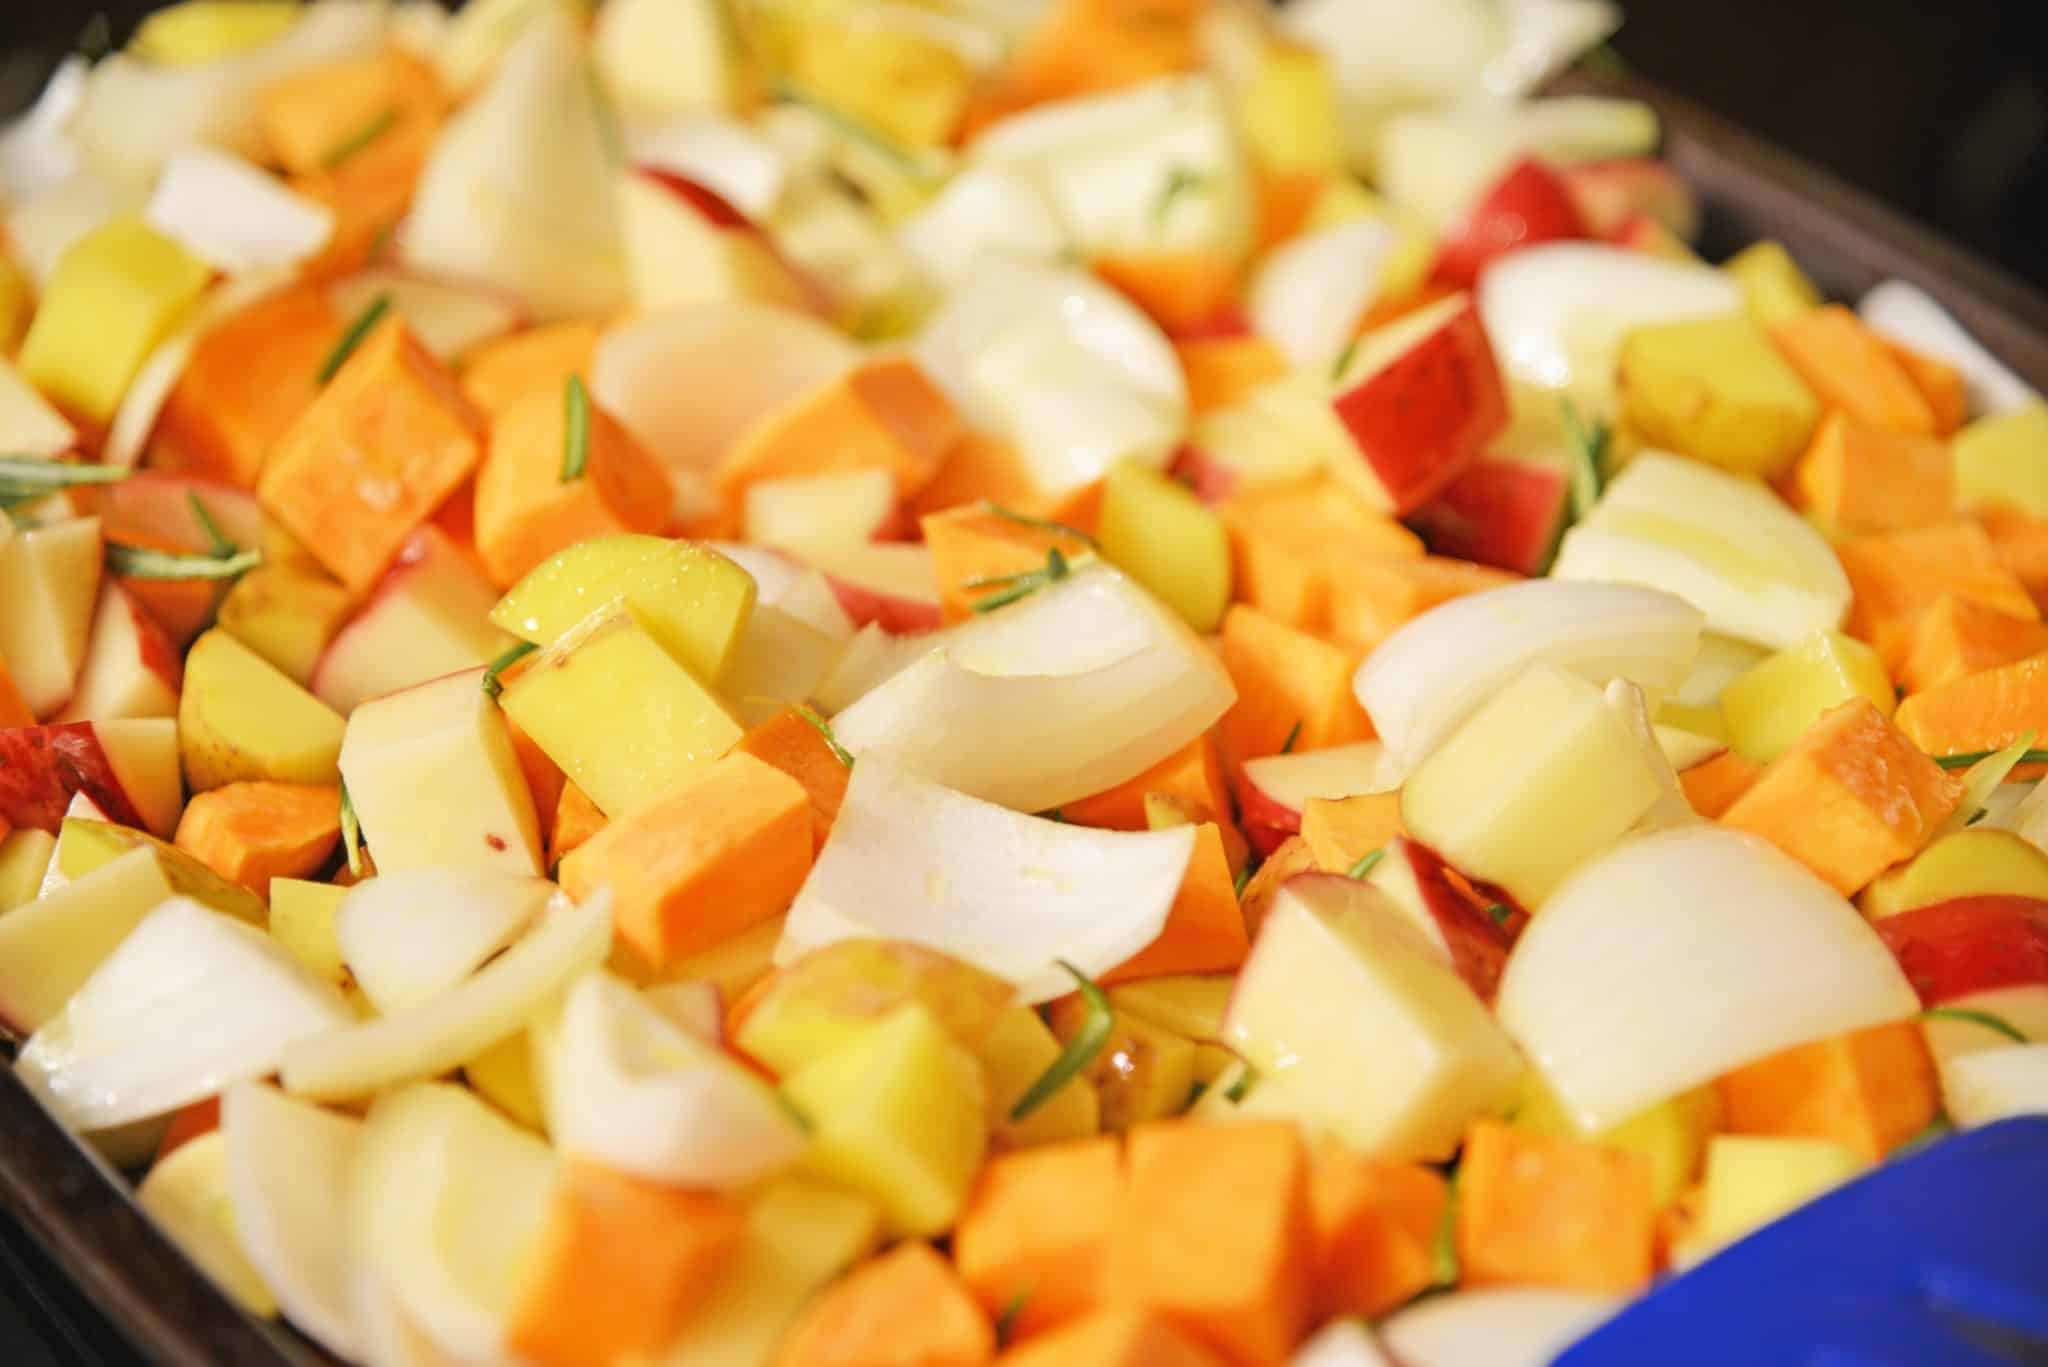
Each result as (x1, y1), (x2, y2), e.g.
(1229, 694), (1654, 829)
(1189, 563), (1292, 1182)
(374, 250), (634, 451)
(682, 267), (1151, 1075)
(179, 631), (346, 794)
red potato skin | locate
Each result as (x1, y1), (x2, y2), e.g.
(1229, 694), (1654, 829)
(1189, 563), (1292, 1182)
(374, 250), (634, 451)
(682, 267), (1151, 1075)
(1433, 159), (1589, 289)
(0, 723), (150, 834)
(1331, 304), (1510, 517)
(1875, 895), (2048, 1005)
(99, 473), (268, 550)
(636, 166), (753, 231)
(1559, 158), (1702, 242)
(824, 575), (945, 635)
(1388, 839), (1527, 1003)
(1162, 305), (1252, 344)
(1407, 459), (1571, 576)
(1169, 443), (1236, 507)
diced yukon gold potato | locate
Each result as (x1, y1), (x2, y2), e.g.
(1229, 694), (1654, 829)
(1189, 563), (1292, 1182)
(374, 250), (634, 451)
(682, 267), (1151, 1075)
(1617, 312), (1820, 479)
(1402, 664), (1666, 908)
(268, 877), (350, 985)
(783, 11), (976, 148)
(129, 0), (298, 63)
(1513, 1073), (1720, 1209)
(134, 1130), (278, 1317)
(1107, 974), (1235, 1043)
(1953, 401), (2048, 519)
(0, 516), (103, 718)
(976, 1005), (1101, 1149)
(1859, 829), (2048, 918)
(179, 630), (346, 794)
(780, 1001), (989, 1238)
(1098, 459), (1233, 632)
(1047, 997), (1197, 1134)
(465, 1030), (546, 1133)
(498, 606), (742, 821)
(215, 567), (356, 688)
(1677, 1135), (1866, 1266)
(55, 817), (266, 924)
(1722, 240), (1821, 328)
(1719, 630), (1892, 765)
(1221, 874), (1522, 1163)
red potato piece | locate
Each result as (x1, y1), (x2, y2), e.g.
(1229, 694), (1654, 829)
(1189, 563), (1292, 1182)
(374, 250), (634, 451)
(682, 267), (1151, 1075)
(1875, 895), (2048, 1006)
(0, 721), (178, 837)
(1407, 459), (1571, 577)
(1434, 159), (1590, 289)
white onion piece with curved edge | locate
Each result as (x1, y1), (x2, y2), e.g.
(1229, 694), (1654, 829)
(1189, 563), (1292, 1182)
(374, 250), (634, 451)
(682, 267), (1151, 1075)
(1478, 243), (1741, 407)
(778, 757), (1196, 1003)
(1497, 826), (1920, 1133)
(0, 55), (85, 204)
(537, 971), (803, 1188)
(337, 870), (554, 1015)
(1482, 1), (1623, 98)
(706, 541), (855, 640)
(899, 166), (1070, 286)
(222, 1083), (363, 1362)
(1860, 278), (2038, 417)
(1380, 1288), (1620, 1367)
(643, 979), (722, 1044)
(1356, 579), (1704, 778)
(105, 269), (292, 469)
(814, 622), (954, 714)
(18, 899), (353, 1132)
(145, 147), (334, 274)
(1944, 1044), (2048, 1128)
(831, 564), (1235, 811)
(282, 888), (612, 1102)
(1249, 217), (1398, 369)
(349, 1083), (556, 1365)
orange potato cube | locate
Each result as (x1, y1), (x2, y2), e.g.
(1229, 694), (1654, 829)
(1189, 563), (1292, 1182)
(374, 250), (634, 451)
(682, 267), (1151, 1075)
(1325, 555), (1520, 653)
(172, 781), (341, 898)
(1217, 606), (1372, 775)
(1837, 520), (2038, 671)
(258, 49), (447, 177)
(474, 384), (672, 587)
(1102, 823), (1248, 984)
(1175, 336), (1289, 416)
(557, 752), (813, 968)
(1792, 410), (1953, 534)
(1718, 1020), (1938, 1162)
(258, 316), (486, 591)
(154, 282), (342, 487)
(1721, 698), (1965, 894)
(1677, 749), (1763, 820)
(548, 781), (607, 872)
(1093, 251), (1243, 336)
(1881, 338), (1968, 437)
(460, 321), (602, 417)
(1894, 648), (2048, 763)
(775, 1241), (994, 1367)
(719, 355), (958, 502)
(1062, 734), (1232, 834)
(1896, 594), (2048, 695)
(1300, 792), (1404, 874)
(1307, 1138), (1447, 1318)
(733, 707), (852, 850)
(922, 503), (1096, 623)
(955, 1136), (1121, 1339)
(1220, 479), (1424, 634)
(1771, 305), (1936, 435)
(1455, 1119), (1656, 1294)
(994, 1310), (1226, 1367)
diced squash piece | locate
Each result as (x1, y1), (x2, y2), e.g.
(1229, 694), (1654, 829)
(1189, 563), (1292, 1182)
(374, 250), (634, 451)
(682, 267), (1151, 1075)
(1217, 606), (1372, 772)
(910, 433), (1058, 523)
(475, 383), (672, 586)
(1064, 734), (1232, 835)
(1219, 480), (1423, 634)
(504, 711), (566, 847)
(962, 0), (1202, 131)
(18, 216), (210, 425)
(1792, 410), (1952, 535)
(1770, 305), (1935, 435)
(1681, 1135), (1866, 1262)
(155, 283), (342, 487)
(955, 1137), (1120, 1338)
(179, 630), (347, 793)
(977, 1004), (1102, 1149)
(172, 781), (341, 898)
(258, 316), (487, 592)
(1102, 1120), (1314, 1367)
(1176, 336), (1288, 415)
(1978, 505), (2048, 614)
(1677, 748), (1762, 820)
(1721, 698), (1964, 894)
(734, 708), (852, 848)
(774, 1241), (993, 1367)
(1617, 312), (1820, 479)
(1325, 555), (1520, 653)
(285, 102), (438, 280)
(1098, 460), (1232, 632)
(550, 781), (607, 870)
(1717, 1021), (1937, 1162)
(1719, 629), (1893, 764)
(995, 1310), (1227, 1367)
(0, 656), (34, 727)
(1896, 594), (2048, 695)
(781, 1001), (989, 1237)
(460, 320), (601, 416)
(1103, 823), (1248, 983)
(268, 877), (349, 983)
(1092, 252), (1245, 338)
(719, 356), (957, 503)
(507, 1161), (743, 1367)
(922, 503), (1095, 623)
(1306, 1139), (1446, 1319)
(1722, 241), (1820, 328)
(1300, 793), (1404, 875)
(1860, 828), (2048, 918)
(1882, 339), (1967, 437)
(1512, 1076), (1720, 1210)
(1837, 520), (2039, 671)
(1455, 1119), (1656, 1294)
(258, 48), (447, 177)
(498, 606), (744, 819)
(1894, 649), (2048, 763)
(558, 751), (812, 969)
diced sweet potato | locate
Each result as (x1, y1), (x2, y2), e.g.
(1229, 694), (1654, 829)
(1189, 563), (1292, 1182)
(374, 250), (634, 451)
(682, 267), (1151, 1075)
(1837, 521), (2039, 671)
(720, 356), (958, 503)
(994, 1310), (1226, 1367)
(1220, 480), (1424, 634)
(474, 384), (672, 587)
(1881, 338), (1968, 437)
(960, 0), (1202, 134)
(1978, 505), (2048, 614)
(1064, 734), (1232, 834)
(911, 434), (1052, 523)
(1896, 595), (2048, 695)
(734, 708), (852, 849)
(153, 283), (342, 487)
(257, 48), (447, 177)
(1721, 699), (1964, 895)
(557, 752), (813, 969)
(1792, 410), (1953, 534)
(1894, 649), (2048, 763)
(1176, 336), (1289, 416)
(1217, 606), (1372, 776)
(1717, 1021), (1938, 1162)
(1300, 793), (1404, 874)
(1455, 1119), (1656, 1294)
(503, 712), (566, 851)
(1307, 1138), (1446, 1318)
(171, 781), (342, 898)
(1103, 824), (1248, 984)
(1093, 252), (1243, 336)
(549, 781), (606, 871)
(955, 1136), (1121, 1339)
(1771, 305), (1936, 435)
(460, 321), (602, 417)
(258, 316), (486, 592)
(508, 1161), (742, 1367)
(1677, 749), (1762, 820)
(774, 1241), (994, 1367)
(922, 504), (1096, 623)
(1324, 555), (1520, 653)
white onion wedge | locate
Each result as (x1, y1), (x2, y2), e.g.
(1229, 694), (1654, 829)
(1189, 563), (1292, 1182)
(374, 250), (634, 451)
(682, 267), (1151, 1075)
(135, 1131), (278, 1318)
(336, 870), (554, 1015)
(1860, 279), (2038, 417)
(0, 56), (84, 205)
(537, 971), (804, 1188)
(813, 622), (953, 714)
(144, 147), (333, 275)
(777, 758), (1196, 1003)
(643, 980), (722, 1044)
(1248, 217), (1398, 369)
(281, 888), (612, 1102)
(18, 899), (353, 1132)
(222, 1083), (363, 1362)
(898, 166), (1070, 286)
(105, 269), (291, 470)
(831, 564), (1235, 812)
(1483, 0), (1623, 98)
(1496, 826), (1920, 1133)
(1943, 1044), (2048, 1129)
(1380, 1288), (1619, 1367)
(1355, 579), (1704, 778)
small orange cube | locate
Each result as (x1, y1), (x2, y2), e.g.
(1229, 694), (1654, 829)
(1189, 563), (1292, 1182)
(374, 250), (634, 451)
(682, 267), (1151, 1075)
(1894, 648), (2048, 763)
(719, 355), (959, 502)
(1307, 1139), (1447, 1318)
(994, 1310), (1226, 1367)
(258, 49), (447, 177)
(1175, 335), (1288, 416)
(733, 707), (853, 850)
(1896, 594), (2048, 695)
(155, 282), (341, 487)
(775, 1242), (995, 1367)
(1456, 1120), (1655, 1294)
(172, 782), (341, 898)
(1217, 606), (1373, 774)
(1324, 555), (1520, 653)
(921, 503), (1096, 623)
(955, 1137), (1122, 1339)
(1792, 409), (1953, 534)
(1837, 520), (2038, 671)
(460, 321), (602, 416)
(1718, 1021), (1939, 1162)
(1220, 479), (1423, 634)
(1771, 305), (1936, 435)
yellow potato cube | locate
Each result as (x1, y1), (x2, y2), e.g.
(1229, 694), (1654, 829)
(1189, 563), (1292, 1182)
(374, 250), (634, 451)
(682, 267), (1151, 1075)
(787, 16), (975, 148)
(1234, 40), (1345, 178)
(267, 877), (350, 984)
(976, 1005), (1100, 1148)
(19, 216), (210, 424)
(465, 1031), (546, 1132)
(1722, 240), (1821, 328)
(1618, 312), (1821, 479)
(129, 0), (300, 63)
(179, 630), (346, 793)
(1681, 1134), (1865, 1263)
(54, 816), (266, 924)
(1514, 1073), (1720, 1208)
(1859, 828), (2048, 918)
(1953, 401), (2048, 520)
(1720, 629), (1893, 764)
(1099, 459), (1233, 632)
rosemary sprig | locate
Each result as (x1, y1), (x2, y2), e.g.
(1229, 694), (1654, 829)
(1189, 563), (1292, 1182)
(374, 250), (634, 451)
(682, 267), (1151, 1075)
(322, 108), (396, 170)
(319, 293), (393, 383)
(1280, 721), (1301, 755)
(1009, 961), (1111, 1121)
(1233, 864), (1253, 899)
(967, 547), (1079, 613)
(187, 492), (236, 558)
(106, 545), (263, 581)
(795, 703), (855, 769)
(0, 456), (126, 505)
(1153, 165), (1211, 228)
(1330, 335), (1361, 381)
(1431, 1175), (1460, 1285)
(561, 375), (591, 482)
(1346, 848), (1385, 880)
(976, 500), (1097, 549)
(1223, 1064), (1257, 1103)
(994, 1290), (1032, 1348)
(339, 780), (363, 878)
(1935, 748), (2048, 770)
(1483, 901), (1511, 927)
(1922, 1006), (2026, 1045)
(481, 641), (540, 701)
(1560, 398), (1609, 520)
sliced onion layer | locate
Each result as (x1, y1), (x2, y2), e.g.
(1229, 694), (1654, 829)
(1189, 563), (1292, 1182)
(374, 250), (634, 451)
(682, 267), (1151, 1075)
(337, 869), (554, 1016)
(1497, 825), (1921, 1133)
(1356, 578), (1704, 778)
(1381, 1288), (1620, 1367)
(777, 757), (1196, 1003)
(144, 146), (333, 274)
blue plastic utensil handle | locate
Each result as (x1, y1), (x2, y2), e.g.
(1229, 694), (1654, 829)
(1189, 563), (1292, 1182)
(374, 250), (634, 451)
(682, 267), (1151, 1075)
(1553, 1116), (2048, 1366)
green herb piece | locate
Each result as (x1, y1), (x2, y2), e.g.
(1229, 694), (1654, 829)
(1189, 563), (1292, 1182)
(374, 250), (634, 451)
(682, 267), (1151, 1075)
(585, 63), (626, 166)
(1045, 807), (1066, 824)
(774, 1091), (815, 1134)
(1223, 1064), (1257, 1104)
(1560, 398), (1609, 521)
(1893, 1115), (1951, 1159)
(105, 544), (263, 581)
(339, 780), (363, 878)
(795, 703), (855, 769)
(994, 1289), (1032, 1348)
(976, 500), (1097, 549)
(1009, 961), (1111, 1122)
(768, 82), (936, 182)
(1935, 748), (2048, 770)
(1233, 864), (1253, 899)
(0, 456), (127, 504)
(968, 546), (1078, 613)
(1153, 165), (1211, 228)
(1279, 721), (1302, 755)
(1330, 335), (1361, 381)
(1346, 848), (1385, 880)
(1431, 1176), (1460, 1285)
(187, 492), (236, 558)
(318, 293), (393, 383)
(1483, 902), (1510, 927)
(1922, 1006), (2027, 1045)
(481, 640), (540, 701)
(322, 108), (396, 169)
(561, 375), (592, 482)
(365, 218), (398, 265)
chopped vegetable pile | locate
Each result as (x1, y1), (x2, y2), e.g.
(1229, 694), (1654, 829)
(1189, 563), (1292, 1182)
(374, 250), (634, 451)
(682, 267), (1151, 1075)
(1, 1), (2046, 1365)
